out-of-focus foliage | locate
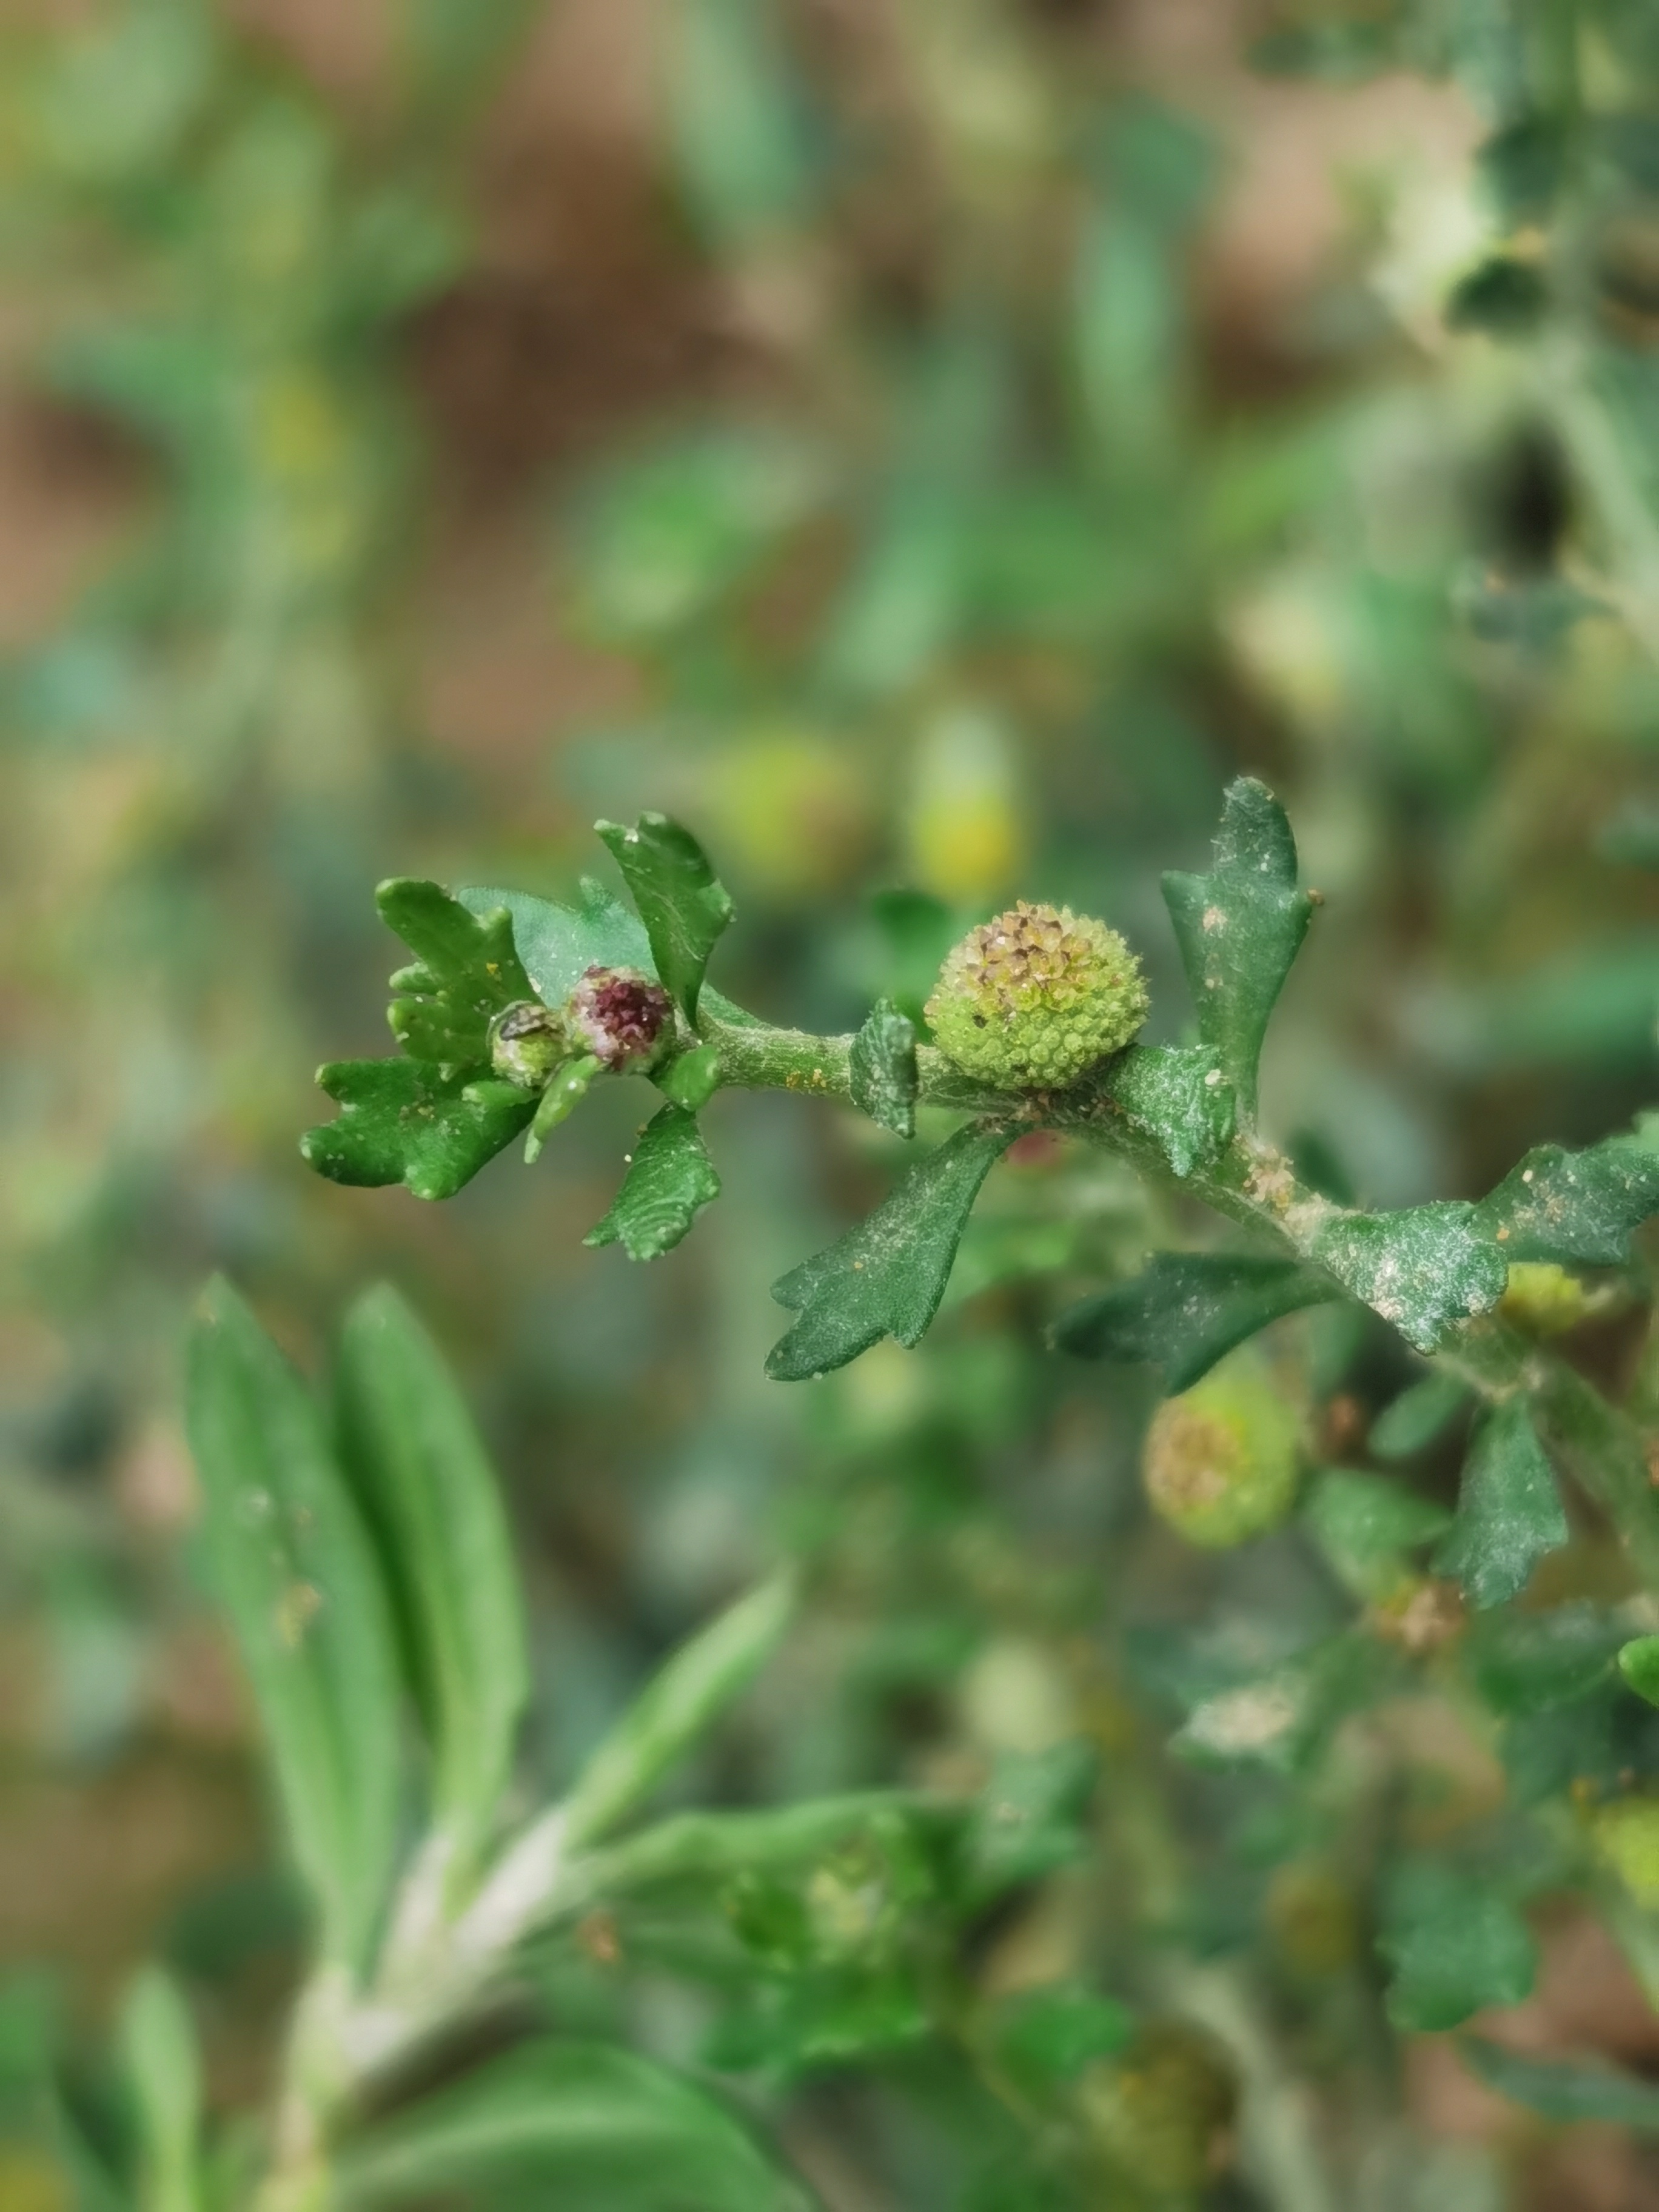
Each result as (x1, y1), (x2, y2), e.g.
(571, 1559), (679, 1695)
(2, 0), (1658, 2207)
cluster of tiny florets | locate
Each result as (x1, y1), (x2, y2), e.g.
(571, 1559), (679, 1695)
(1142, 1365), (1301, 1550)
(568, 965), (673, 1070)
(925, 900), (1148, 1087)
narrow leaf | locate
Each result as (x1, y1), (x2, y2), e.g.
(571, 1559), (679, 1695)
(118, 1969), (201, 2212)
(1368, 1373), (1469, 1460)
(377, 879), (532, 1069)
(585, 1105), (722, 1261)
(1103, 1045), (1235, 1177)
(185, 1279), (402, 1970)
(849, 999), (919, 1138)
(1161, 779), (1314, 1119)
(957, 1745), (1098, 1909)
(1052, 1251), (1335, 1391)
(336, 2040), (802, 2212)
(561, 1573), (796, 1852)
(1304, 1469), (1450, 1596)
(595, 813), (734, 1023)
(656, 1042), (722, 1111)
(1478, 1136), (1659, 1264)
(1314, 1202), (1509, 1353)
(1434, 1399), (1568, 1610)
(1618, 1635), (1659, 1709)
(1462, 2036), (1659, 2129)
(525, 1054), (598, 1164)
(1381, 1862), (1536, 2031)
(302, 1059), (533, 1202)
(766, 1122), (1013, 1381)
(337, 1286), (530, 1887)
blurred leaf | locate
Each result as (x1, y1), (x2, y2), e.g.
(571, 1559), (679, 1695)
(990, 1986), (1134, 2099)
(561, 1575), (796, 1852)
(1434, 1400), (1567, 1611)
(1476, 1136), (1659, 1264)
(1478, 116), (1567, 223)
(1463, 2036), (1659, 2128)
(849, 1000), (919, 1140)
(1305, 1470), (1451, 1593)
(1052, 1251), (1335, 1390)
(1314, 1203), (1509, 1353)
(594, 1794), (946, 1897)
(766, 1124), (1013, 1379)
(185, 1280), (401, 1970)
(819, 484), (965, 699)
(302, 1060), (533, 1202)
(1076, 210), (1182, 460)
(337, 1287), (530, 1887)
(1618, 1635), (1659, 1708)
(957, 1745), (1098, 1909)
(1466, 1604), (1621, 1714)
(585, 1105), (721, 1262)
(118, 1968), (201, 2212)
(379, 880), (532, 1069)
(1381, 1863), (1536, 2031)
(1369, 1375), (1470, 1460)
(336, 2040), (802, 2211)
(1104, 1045), (1236, 1178)
(667, 0), (817, 247)
(1446, 257), (1548, 337)
(401, 0), (540, 101)
(28, 0), (216, 185)
(1162, 779), (1314, 1120)
(595, 814), (734, 1024)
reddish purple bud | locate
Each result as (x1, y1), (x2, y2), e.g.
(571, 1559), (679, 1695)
(567, 965), (673, 1070)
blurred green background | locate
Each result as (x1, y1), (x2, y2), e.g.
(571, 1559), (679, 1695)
(2, 0), (1658, 2204)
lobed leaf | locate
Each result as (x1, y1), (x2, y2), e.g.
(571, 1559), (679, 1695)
(1462, 2037), (1659, 2129)
(1434, 1399), (1568, 1611)
(336, 1286), (531, 1889)
(595, 813), (734, 1023)
(1381, 1862), (1536, 2032)
(766, 1122), (1014, 1380)
(1313, 1202), (1509, 1353)
(561, 1574), (796, 1852)
(302, 1059), (533, 1202)
(184, 1280), (403, 1971)
(848, 998), (919, 1139)
(1052, 1250), (1335, 1392)
(1161, 779), (1314, 1119)
(377, 879), (532, 1070)
(585, 1105), (722, 1262)
(335, 2040), (802, 2212)
(1477, 1135), (1659, 1265)
(1103, 1044), (1235, 1177)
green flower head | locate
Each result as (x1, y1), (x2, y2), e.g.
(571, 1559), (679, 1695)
(924, 901), (1148, 1088)
(1142, 1361), (1301, 1550)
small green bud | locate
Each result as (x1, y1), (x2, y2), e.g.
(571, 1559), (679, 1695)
(1498, 1261), (1606, 1336)
(1142, 1361), (1301, 1549)
(924, 901), (1147, 1088)
(490, 1000), (568, 1089)
(1589, 1795), (1659, 1906)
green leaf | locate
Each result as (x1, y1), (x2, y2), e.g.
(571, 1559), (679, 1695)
(990, 1986), (1134, 2099)
(1434, 1399), (1568, 1611)
(1304, 1469), (1451, 1597)
(336, 1287), (530, 1889)
(766, 1123), (1014, 1381)
(561, 1574), (796, 1852)
(592, 1793), (948, 1897)
(118, 1969), (201, 2212)
(956, 1744), (1098, 1909)
(524, 1054), (600, 1164)
(1051, 1251), (1335, 1391)
(1618, 1635), (1659, 1708)
(1313, 1202), (1509, 1353)
(595, 813), (734, 1024)
(1445, 256), (1548, 337)
(1161, 779), (1314, 1120)
(335, 2040), (802, 2212)
(1477, 1136), (1659, 1265)
(1462, 2036), (1659, 2129)
(302, 1059), (534, 1202)
(184, 1279), (402, 1971)
(1368, 1373), (1470, 1460)
(656, 1042), (722, 1111)
(377, 879), (532, 1070)
(459, 879), (652, 1002)
(1467, 1604), (1621, 1715)
(1103, 1045), (1236, 1177)
(585, 1105), (721, 1262)
(849, 999), (919, 1139)
(1381, 1863), (1536, 2031)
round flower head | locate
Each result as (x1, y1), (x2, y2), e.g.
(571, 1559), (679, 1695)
(490, 1000), (568, 1090)
(567, 966), (673, 1071)
(1142, 1361), (1301, 1550)
(925, 901), (1148, 1088)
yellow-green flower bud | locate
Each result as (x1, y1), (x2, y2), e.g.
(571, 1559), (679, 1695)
(1079, 2020), (1236, 2198)
(490, 1000), (568, 1089)
(1143, 1362), (1301, 1549)
(1498, 1261), (1604, 1337)
(1589, 1795), (1659, 1906)
(924, 901), (1147, 1088)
